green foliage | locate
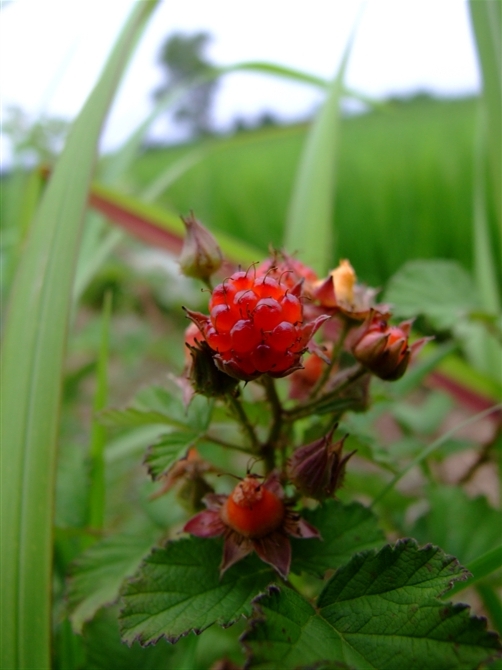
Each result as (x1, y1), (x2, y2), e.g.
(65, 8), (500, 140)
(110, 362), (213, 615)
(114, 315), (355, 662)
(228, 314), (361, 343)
(145, 431), (201, 480)
(119, 537), (274, 644)
(68, 528), (160, 633)
(244, 541), (501, 669)
(291, 501), (385, 577)
(83, 607), (180, 669)
(384, 259), (480, 330)
(412, 487), (502, 566)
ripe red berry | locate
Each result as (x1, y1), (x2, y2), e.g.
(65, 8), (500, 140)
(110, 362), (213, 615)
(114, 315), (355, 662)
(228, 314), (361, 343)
(185, 268), (329, 381)
(220, 475), (285, 538)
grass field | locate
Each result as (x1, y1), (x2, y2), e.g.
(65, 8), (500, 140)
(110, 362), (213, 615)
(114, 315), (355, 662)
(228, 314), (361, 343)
(129, 95), (477, 286)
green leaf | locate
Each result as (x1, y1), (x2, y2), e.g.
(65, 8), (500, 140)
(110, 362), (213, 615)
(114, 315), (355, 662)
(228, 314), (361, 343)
(390, 391), (453, 435)
(135, 385), (213, 432)
(384, 259), (480, 330)
(67, 528), (160, 634)
(0, 4), (159, 669)
(82, 606), (178, 670)
(245, 540), (501, 670)
(412, 487), (502, 566)
(144, 431), (200, 480)
(119, 537), (274, 645)
(100, 388), (214, 432)
(291, 501), (385, 578)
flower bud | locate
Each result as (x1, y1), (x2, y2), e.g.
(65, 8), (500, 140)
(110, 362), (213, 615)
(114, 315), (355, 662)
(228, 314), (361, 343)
(287, 427), (354, 500)
(179, 213), (223, 282)
(187, 339), (239, 397)
(353, 312), (429, 381)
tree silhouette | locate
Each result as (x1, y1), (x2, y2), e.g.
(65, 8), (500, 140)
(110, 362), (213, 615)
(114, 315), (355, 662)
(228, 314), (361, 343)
(154, 32), (217, 137)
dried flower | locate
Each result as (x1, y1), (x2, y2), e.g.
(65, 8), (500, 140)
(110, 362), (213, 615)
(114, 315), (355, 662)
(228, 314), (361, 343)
(184, 268), (329, 381)
(179, 213), (223, 282)
(184, 472), (320, 578)
(313, 259), (381, 321)
(352, 311), (430, 381)
(288, 427), (354, 500)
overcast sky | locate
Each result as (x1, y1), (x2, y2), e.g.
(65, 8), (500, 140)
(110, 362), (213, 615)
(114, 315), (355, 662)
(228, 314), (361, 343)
(0, 0), (480, 161)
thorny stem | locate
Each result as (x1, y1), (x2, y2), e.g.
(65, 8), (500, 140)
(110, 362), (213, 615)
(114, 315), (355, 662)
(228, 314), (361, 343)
(284, 365), (368, 422)
(310, 320), (352, 399)
(260, 375), (284, 472)
(225, 392), (260, 452)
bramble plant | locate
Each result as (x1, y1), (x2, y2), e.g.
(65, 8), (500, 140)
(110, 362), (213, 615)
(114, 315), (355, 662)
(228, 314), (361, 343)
(2, 4), (501, 669)
(79, 226), (498, 669)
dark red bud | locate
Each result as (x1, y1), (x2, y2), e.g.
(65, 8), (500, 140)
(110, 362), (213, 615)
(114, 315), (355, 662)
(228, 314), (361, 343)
(288, 427), (355, 500)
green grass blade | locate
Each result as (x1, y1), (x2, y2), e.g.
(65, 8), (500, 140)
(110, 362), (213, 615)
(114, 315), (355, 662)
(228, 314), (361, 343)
(0, 4), (159, 669)
(283, 44), (353, 274)
(469, 0), (501, 231)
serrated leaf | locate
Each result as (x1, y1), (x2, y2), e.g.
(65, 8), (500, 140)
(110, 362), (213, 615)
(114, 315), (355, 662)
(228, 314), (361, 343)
(119, 537), (274, 645)
(144, 431), (200, 480)
(245, 540), (501, 670)
(67, 528), (159, 633)
(384, 259), (480, 330)
(102, 386), (214, 433)
(412, 487), (502, 566)
(291, 501), (385, 578)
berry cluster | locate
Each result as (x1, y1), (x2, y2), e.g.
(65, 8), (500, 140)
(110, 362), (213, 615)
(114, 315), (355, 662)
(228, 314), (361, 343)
(186, 269), (328, 381)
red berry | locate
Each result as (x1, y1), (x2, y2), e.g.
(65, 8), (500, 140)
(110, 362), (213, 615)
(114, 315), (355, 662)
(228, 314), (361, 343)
(186, 268), (329, 381)
(221, 475), (285, 538)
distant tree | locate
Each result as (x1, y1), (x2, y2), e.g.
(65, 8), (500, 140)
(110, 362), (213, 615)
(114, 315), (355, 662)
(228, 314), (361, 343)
(154, 32), (218, 138)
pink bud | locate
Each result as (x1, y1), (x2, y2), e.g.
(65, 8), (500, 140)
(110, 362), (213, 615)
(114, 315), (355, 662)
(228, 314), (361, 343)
(353, 312), (426, 381)
(179, 213), (223, 281)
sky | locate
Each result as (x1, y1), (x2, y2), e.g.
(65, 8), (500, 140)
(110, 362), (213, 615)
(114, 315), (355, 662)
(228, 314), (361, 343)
(0, 0), (481, 163)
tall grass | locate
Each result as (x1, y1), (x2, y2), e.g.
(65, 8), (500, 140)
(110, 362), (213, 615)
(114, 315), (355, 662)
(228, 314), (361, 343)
(128, 96), (478, 286)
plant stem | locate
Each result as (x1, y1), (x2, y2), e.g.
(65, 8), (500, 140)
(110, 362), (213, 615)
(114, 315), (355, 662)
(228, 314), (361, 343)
(284, 365), (367, 421)
(204, 432), (252, 454)
(310, 320), (351, 399)
(225, 392), (260, 451)
(260, 375), (284, 472)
